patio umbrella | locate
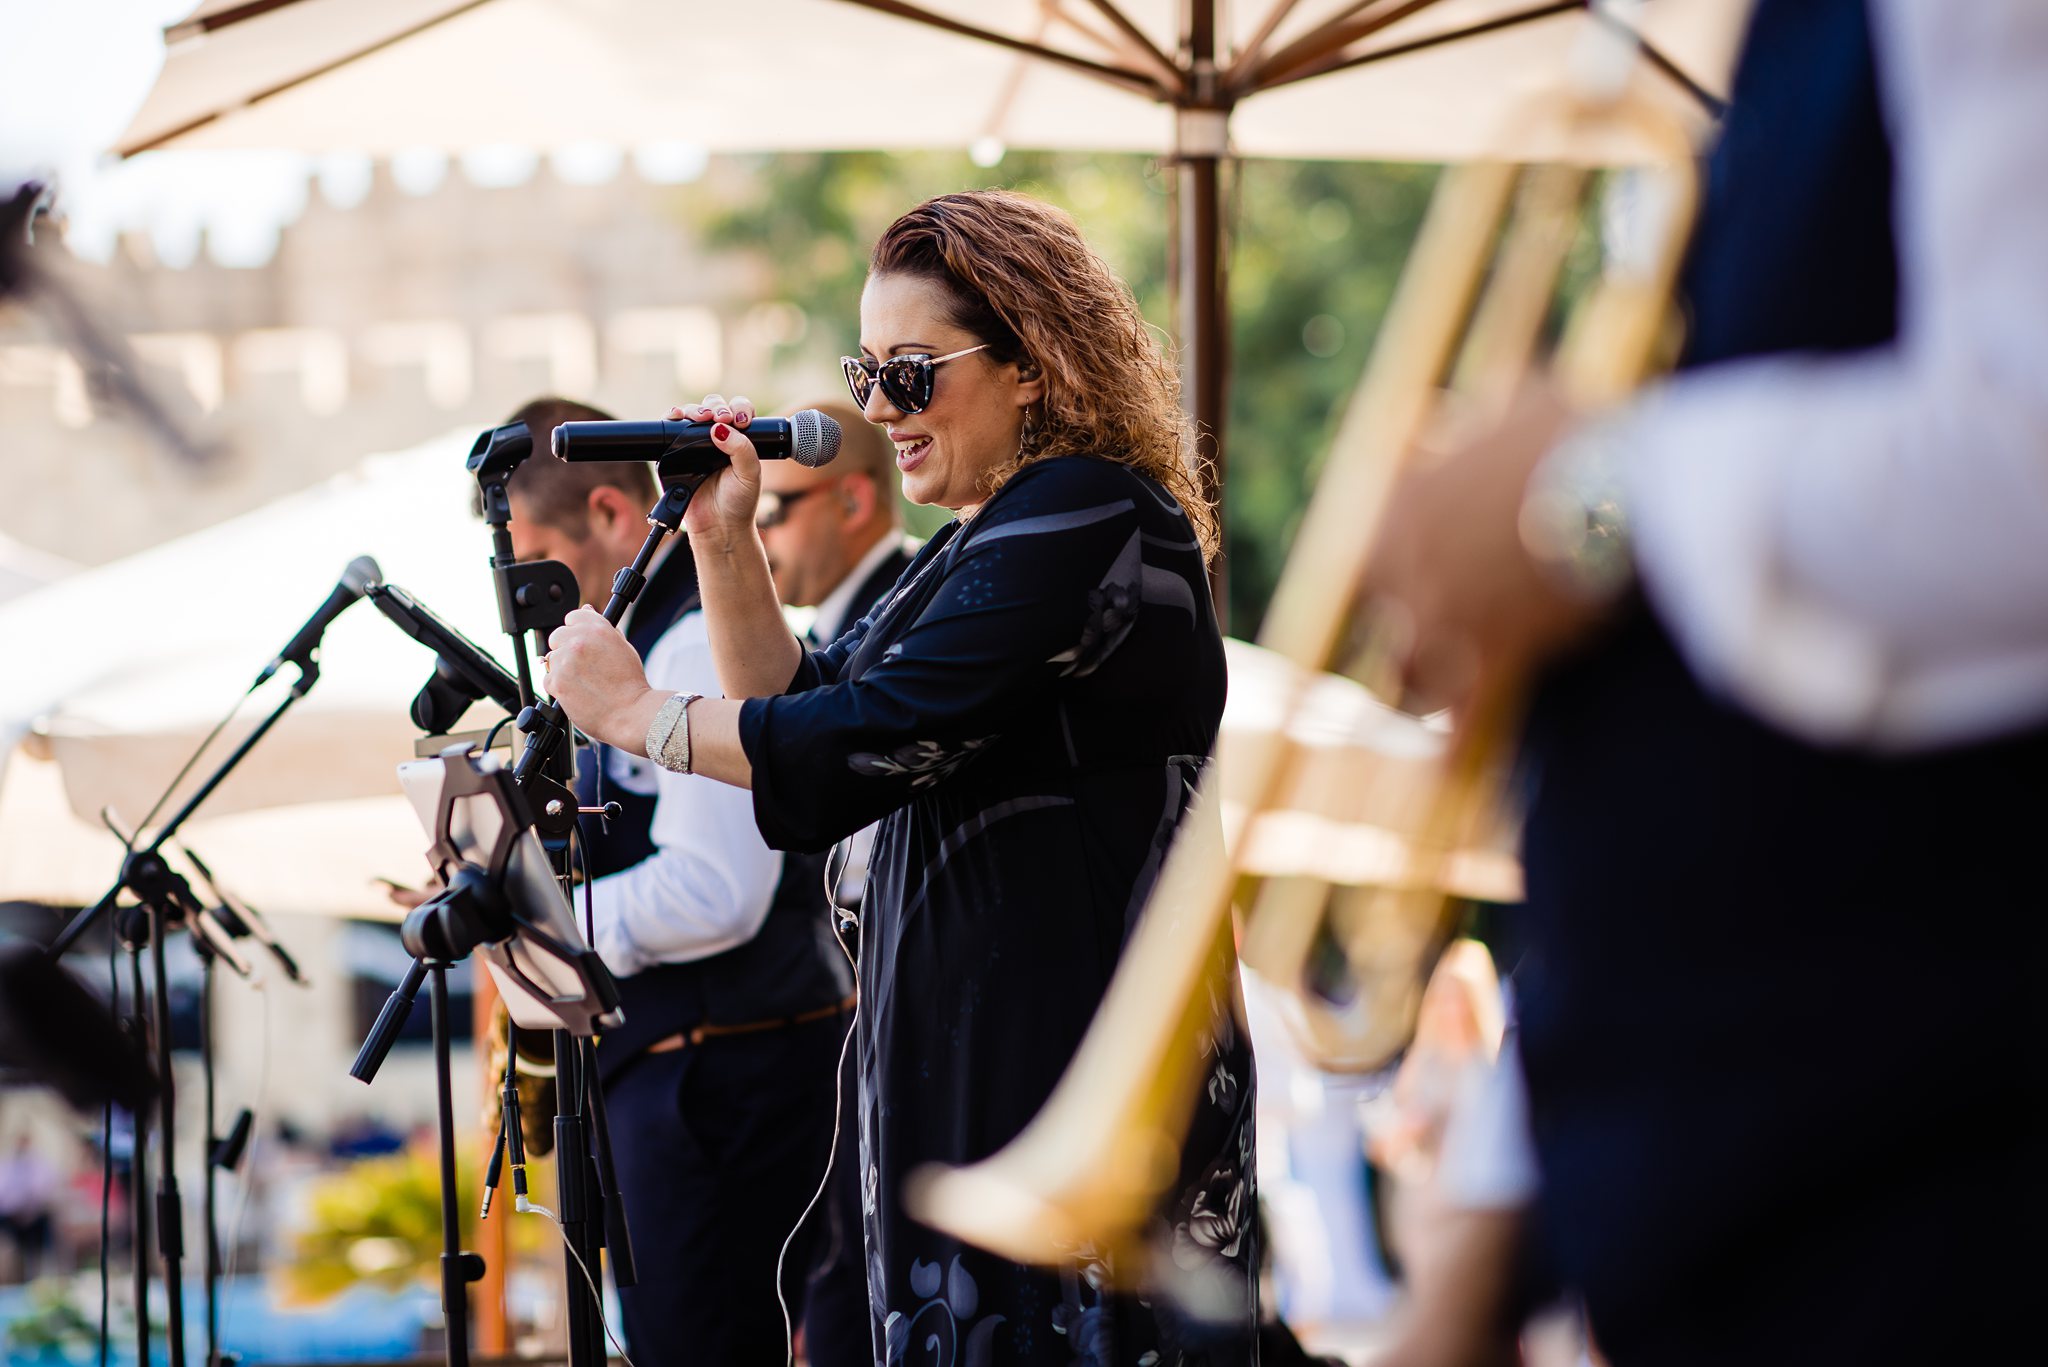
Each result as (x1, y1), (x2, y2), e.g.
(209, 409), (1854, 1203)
(115, 0), (1753, 616)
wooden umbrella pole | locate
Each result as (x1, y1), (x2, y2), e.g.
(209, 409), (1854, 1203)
(1178, 0), (1232, 625)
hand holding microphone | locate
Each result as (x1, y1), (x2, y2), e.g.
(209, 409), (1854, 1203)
(680, 394), (766, 545)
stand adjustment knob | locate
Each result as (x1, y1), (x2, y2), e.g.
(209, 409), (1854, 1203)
(514, 582), (566, 608)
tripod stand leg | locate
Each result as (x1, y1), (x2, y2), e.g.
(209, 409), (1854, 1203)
(202, 958), (221, 1367)
(430, 965), (483, 1367)
(582, 1038), (635, 1289)
(148, 902), (188, 1367)
(128, 946), (151, 1367)
(551, 1029), (603, 1367)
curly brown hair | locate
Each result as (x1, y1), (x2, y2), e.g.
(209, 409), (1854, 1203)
(868, 190), (1217, 560)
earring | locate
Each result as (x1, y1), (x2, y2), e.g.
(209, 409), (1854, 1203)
(1017, 405), (1036, 459)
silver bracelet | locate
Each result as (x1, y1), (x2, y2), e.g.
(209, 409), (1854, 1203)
(643, 693), (687, 772)
(644, 692), (703, 774)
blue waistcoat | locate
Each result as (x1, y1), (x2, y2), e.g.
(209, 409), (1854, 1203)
(579, 544), (850, 1081)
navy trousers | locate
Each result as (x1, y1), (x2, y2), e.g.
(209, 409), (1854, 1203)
(606, 1011), (848, 1365)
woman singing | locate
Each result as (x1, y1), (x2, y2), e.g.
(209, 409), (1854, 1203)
(545, 190), (1256, 1363)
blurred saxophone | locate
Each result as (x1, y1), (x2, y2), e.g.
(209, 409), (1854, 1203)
(906, 63), (1703, 1268)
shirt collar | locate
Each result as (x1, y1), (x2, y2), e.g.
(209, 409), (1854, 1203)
(813, 534), (902, 643)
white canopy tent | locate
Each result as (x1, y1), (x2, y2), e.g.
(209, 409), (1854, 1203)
(0, 428), (507, 919)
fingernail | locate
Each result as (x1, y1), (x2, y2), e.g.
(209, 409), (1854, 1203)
(713, 423), (731, 440)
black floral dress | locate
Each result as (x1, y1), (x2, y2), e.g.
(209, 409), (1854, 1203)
(738, 455), (1258, 1365)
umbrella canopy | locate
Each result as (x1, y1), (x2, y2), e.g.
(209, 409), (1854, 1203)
(0, 428), (514, 917)
(119, 0), (1744, 163)
(116, 0), (1752, 622)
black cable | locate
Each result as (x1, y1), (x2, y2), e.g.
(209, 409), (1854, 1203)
(481, 712), (516, 756)
(568, 820), (596, 954)
(131, 686), (254, 839)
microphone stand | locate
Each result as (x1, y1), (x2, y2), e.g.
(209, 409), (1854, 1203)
(112, 840), (256, 1367)
(351, 945), (481, 1367)
(108, 855), (209, 1367)
(512, 476), (700, 1367)
(44, 631), (328, 1367)
(181, 843), (270, 1367)
(48, 658), (321, 962)
(465, 422), (698, 1367)
(349, 747), (622, 1367)
(201, 946), (222, 1367)
(122, 935), (153, 1367)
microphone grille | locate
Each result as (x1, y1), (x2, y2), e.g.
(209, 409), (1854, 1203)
(788, 409), (842, 468)
(343, 555), (384, 596)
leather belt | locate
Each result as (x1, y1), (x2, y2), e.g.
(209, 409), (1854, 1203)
(642, 992), (856, 1056)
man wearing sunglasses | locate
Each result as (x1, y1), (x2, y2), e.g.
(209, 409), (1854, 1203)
(758, 398), (917, 653)
(757, 400), (918, 1367)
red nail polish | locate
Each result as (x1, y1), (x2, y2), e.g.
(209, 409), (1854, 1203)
(713, 422), (731, 440)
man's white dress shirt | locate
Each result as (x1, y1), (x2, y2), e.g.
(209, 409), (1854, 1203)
(585, 606), (782, 978)
(1622, 0), (2048, 751)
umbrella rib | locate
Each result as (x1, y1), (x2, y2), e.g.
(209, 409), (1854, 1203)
(1257, 0), (1579, 93)
(1043, 0), (1134, 56)
(1258, 0), (1729, 118)
(826, 0), (1168, 98)
(1077, 1), (1186, 93)
(166, 0), (320, 44)
(977, 10), (1060, 154)
(1227, 0), (1312, 86)
(1235, 0), (1444, 93)
(1626, 36), (1729, 118)
(120, 0), (503, 157)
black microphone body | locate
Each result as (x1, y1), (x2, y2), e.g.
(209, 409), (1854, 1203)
(552, 411), (841, 471)
(258, 555), (382, 685)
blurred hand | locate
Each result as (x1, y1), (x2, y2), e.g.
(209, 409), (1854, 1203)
(546, 606), (658, 750)
(673, 393), (762, 550)
(1363, 382), (1610, 719)
(382, 882), (431, 912)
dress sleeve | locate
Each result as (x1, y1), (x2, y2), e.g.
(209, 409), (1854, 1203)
(738, 460), (1150, 849)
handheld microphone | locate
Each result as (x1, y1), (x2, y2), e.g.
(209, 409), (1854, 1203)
(552, 409), (842, 472)
(257, 555), (382, 686)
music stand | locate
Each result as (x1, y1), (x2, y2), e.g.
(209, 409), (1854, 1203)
(349, 746), (621, 1367)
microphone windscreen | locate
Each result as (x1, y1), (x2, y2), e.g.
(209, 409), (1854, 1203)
(789, 409), (842, 468)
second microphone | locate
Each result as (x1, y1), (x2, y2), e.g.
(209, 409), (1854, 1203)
(552, 409), (842, 471)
